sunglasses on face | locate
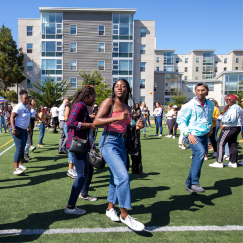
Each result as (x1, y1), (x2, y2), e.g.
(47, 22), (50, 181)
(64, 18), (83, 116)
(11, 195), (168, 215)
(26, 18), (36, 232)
(225, 99), (232, 102)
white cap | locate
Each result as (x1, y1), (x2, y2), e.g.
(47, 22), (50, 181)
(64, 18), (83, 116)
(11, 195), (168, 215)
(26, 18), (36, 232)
(173, 105), (178, 108)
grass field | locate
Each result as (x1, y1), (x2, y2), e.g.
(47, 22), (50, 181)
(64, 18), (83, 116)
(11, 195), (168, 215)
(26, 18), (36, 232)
(0, 126), (243, 242)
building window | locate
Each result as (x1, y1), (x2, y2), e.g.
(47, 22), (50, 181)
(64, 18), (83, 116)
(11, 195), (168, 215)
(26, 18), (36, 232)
(27, 26), (33, 36)
(27, 62), (33, 71)
(113, 60), (118, 70)
(236, 58), (239, 63)
(154, 83), (157, 91)
(196, 67), (199, 72)
(176, 58), (179, 63)
(98, 25), (105, 35)
(185, 67), (188, 72)
(224, 58), (227, 64)
(215, 67), (218, 72)
(215, 58), (218, 63)
(27, 78), (33, 88)
(140, 28), (146, 37)
(140, 96), (145, 103)
(56, 42), (62, 52)
(98, 61), (105, 70)
(156, 57), (160, 63)
(140, 79), (145, 89)
(208, 83), (214, 91)
(70, 60), (77, 71)
(140, 62), (146, 72)
(196, 58), (199, 63)
(70, 78), (77, 89)
(188, 84), (193, 92)
(98, 43), (105, 53)
(156, 67), (159, 71)
(27, 44), (33, 53)
(184, 76), (188, 80)
(185, 58), (188, 63)
(224, 67), (227, 71)
(176, 67), (179, 72)
(70, 43), (77, 53)
(70, 25), (77, 35)
(140, 45), (146, 54)
(195, 76), (199, 80)
(236, 67), (239, 70)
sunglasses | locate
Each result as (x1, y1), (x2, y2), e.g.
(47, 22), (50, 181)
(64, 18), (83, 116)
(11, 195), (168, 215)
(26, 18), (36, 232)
(225, 99), (232, 102)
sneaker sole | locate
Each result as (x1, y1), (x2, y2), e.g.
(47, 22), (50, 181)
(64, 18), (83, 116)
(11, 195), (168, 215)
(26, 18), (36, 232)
(30, 147), (36, 152)
(185, 187), (197, 195)
(67, 173), (77, 179)
(106, 215), (121, 222)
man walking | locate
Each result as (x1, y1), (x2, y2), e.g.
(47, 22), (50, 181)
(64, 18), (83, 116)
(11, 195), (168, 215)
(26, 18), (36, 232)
(50, 104), (59, 133)
(58, 97), (70, 154)
(177, 82), (214, 195)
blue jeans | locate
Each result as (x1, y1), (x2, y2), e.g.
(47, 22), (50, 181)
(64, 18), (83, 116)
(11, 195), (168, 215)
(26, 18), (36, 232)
(155, 116), (163, 135)
(215, 120), (220, 142)
(146, 117), (151, 127)
(38, 123), (45, 144)
(142, 117), (146, 134)
(24, 136), (30, 154)
(0, 116), (7, 133)
(11, 126), (28, 162)
(68, 152), (89, 206)
(185, 135), (208, 187)
(99, 132), (131, 209)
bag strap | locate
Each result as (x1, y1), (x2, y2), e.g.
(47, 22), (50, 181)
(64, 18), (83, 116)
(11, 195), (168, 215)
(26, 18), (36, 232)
(100, 99), (114, 155)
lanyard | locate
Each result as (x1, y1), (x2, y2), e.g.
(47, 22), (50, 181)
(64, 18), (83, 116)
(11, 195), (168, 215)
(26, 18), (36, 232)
(196, 98), (209, 128)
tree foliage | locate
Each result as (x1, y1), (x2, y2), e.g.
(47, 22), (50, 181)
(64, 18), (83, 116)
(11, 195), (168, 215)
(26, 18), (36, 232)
(233, 79), (243, 104)
(28, 76), (70, 107)
(0, 89), (18, 103)
(78, 69), (112, 105)
(0, 24), (26, 91)
(171, 89), (188, 109)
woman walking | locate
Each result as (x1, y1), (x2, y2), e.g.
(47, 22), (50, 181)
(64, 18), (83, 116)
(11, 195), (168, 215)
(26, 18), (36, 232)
(153, 101), (163, 136)
(94, 79), (145, 231)
(140, 102), (147, 137)
(37, 106), (46, 148)
(65, 86), (96, 215)
(209, 95), (243, 168)
(10, 89), (31, 175)
(131, 103), (141, 126)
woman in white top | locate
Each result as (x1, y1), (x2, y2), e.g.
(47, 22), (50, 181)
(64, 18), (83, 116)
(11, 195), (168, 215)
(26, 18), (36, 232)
(140, 102), (147, 137)
(165, 104), (174, 137)
(153, 101), (163, 136)
(10, 89), (32, 175)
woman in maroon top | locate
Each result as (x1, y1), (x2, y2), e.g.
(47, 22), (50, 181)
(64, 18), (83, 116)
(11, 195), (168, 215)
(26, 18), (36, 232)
(64, 86), (96, 215)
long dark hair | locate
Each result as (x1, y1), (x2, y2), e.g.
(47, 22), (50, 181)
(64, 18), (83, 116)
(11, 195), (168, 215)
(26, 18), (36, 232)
(112, 79), (133, 105)
(71, 85), (95, 111)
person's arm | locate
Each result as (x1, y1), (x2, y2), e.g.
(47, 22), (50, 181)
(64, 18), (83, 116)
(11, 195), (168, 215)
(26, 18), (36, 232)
(10, 112), (19, 136)
(93, 98), (128, 127)
(221, 108), (238, 124)
(64, 106), (70, 122)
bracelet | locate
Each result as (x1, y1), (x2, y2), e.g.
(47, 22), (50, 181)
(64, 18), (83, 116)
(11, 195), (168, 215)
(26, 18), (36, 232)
(12, 126), (15, 128)
(184, 132), (191, 138)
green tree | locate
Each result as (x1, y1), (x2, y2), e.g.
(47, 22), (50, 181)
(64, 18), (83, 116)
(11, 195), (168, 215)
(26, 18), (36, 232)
(77, 69), (112, 105)
(28, 76), (70, 107)
(0, 89), (18, 103)
(0, 24), (26, 91)
(171, 89), (187, 109)
(233, 79), (243, 104)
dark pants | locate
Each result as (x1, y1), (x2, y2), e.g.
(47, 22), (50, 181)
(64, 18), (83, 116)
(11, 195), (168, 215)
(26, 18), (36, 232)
(29, 118), (35, 146)
(52, 117), (59, 131)
(58, 121), (67, 152)
(217, 127), (241, 163)
(209, 126), (217, 152)
(167, 119), (173, 135)
(169, 118), (178, 136)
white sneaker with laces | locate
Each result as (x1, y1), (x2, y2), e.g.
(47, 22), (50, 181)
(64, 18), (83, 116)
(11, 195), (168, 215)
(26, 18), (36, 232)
(64, 206), (86, 215)
(30, 146), (36, 152)
(120, 215), (145, 231)
(172, 136), (175, 139)
(158, 134), (162, 137)
(228, 161), (237, 168)
(106, 208), (120, 222)
(209, 162), (223, 168)
(67, 169), (77, 179)
(223, 155), (229, 160)
(213, 152), (217, 158)
(179, 145), (187, 150)
(19, 164), (27, 171)
(79, 194), (97, 201)
(13, 168), (24, 175)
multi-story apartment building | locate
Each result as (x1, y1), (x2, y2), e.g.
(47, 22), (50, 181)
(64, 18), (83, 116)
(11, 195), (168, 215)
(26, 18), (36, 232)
(15, 7), (243, 111)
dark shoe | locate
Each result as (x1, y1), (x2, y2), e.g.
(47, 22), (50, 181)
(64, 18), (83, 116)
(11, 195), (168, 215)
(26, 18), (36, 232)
(185, 186), (197, 195)
(24, 154), (31, 160)
(61, 148), (68, 154)
(191, 184), (205, 193)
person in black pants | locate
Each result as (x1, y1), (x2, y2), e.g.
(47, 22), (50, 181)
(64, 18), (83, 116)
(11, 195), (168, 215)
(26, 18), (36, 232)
(170, 105), (178, 139)
(50, 104), (59, 133)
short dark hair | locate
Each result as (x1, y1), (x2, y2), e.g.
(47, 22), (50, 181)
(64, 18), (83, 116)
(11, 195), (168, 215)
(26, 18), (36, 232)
(195, 82), (209, 90)
(19, 89), (28, 96)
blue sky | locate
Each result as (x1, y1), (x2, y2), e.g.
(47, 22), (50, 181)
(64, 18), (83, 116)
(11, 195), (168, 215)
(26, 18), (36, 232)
(0, 0), (242, 54)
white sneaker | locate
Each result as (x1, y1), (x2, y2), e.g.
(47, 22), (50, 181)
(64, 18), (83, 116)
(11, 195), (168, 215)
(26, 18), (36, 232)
(213, 152), (217, 158)
(79, 194), (97, 201)
(120, 215), (145, 231)
(158, 134), (162, 137)
(13, 168), (24, 175)
(106, 208), (120, 222)
(19, 164), (27, 171)
(165, 135), (172, 138)
(29, 146), (36, 152)
(223, 155), (229, 160)
(228, 162), (237, 168)
(209, 162), (223, 168)
(64, 206), (86, 215)
(67, 169), (77, 179)
(179, 145), (187, 150)
(204, 157), (209, 161)
(172, 136), (175, 139)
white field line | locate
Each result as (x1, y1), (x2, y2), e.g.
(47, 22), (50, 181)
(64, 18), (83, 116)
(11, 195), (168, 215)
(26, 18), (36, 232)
(0, 143), (15, 156)
(0, 225), (242, 236)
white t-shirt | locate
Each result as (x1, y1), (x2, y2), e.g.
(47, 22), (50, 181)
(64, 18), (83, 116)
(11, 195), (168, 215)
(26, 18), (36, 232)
(31, 107), (37, 118)
(58, 104), (65, 121)
(4, 111), (9, 119)
(12, 103), (31, 129)
(153, 107), (162, 117)
(51, 107), (59, 117)
(166, 110), (175, 119)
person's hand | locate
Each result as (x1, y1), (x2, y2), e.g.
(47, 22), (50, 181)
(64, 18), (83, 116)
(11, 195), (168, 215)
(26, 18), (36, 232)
(117, 112), (129, 121)
(90, 123), (97, 130)
(12, 129), (19, 137)
(27, 129), (32, 135)
(136, 117), (144, 130)
(133, 114), (137, 117)
(206, 128), (213, 137)
(188, 134), (198, 145)
(90, 114), (96, 119)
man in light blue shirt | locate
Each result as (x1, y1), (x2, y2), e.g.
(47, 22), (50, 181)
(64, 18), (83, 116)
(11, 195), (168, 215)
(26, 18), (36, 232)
(177, 82), (214, 194)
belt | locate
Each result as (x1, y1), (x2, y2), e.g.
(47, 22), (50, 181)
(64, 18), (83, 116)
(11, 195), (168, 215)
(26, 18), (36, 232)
(60, 120), (65, 122)
(106, 131), (127, 138)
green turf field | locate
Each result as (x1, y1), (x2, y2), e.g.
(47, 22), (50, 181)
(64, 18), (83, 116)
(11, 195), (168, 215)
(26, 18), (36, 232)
(0, 126), (242, 242)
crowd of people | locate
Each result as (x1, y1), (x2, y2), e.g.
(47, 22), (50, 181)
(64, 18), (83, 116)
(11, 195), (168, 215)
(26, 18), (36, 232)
(1, 80), (243, 231)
